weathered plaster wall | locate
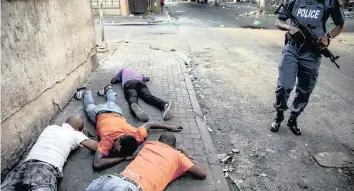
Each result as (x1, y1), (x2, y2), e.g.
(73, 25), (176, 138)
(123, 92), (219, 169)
(1, 0), (97, 177)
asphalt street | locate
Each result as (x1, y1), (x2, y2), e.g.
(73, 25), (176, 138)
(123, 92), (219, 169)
(168, 2), (354, 31)
(166, 2), (354, 191)
(92, 3), (354, 190)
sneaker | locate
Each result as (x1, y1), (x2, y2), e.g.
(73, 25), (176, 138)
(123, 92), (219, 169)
(163, 101), (175, 121)
(270, 116), (284, 132)
(104, 84), (113, 93)
(287, 118), (301, 136)
(97, 84), (117, 96)
(131, 103), (149, 122)
(74, 87), (87, 100)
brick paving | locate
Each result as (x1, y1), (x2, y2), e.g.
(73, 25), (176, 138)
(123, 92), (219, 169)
(53, 41), (229, 190)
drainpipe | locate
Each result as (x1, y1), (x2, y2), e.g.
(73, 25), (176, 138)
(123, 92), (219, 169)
(99, 0), (105, 44)
(97, 0), (108, 52)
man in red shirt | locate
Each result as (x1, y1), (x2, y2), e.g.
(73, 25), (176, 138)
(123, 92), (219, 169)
(86, 132), (206, 191)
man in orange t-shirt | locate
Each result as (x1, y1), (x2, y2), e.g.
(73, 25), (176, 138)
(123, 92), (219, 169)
(76, 85), (183, 170)
(86, 132), (206, 191)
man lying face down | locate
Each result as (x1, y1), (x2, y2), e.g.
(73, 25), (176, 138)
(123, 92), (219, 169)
(86, 132), (206, 191)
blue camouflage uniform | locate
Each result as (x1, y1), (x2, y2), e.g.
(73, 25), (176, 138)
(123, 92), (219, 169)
(274, 0), (345, 115)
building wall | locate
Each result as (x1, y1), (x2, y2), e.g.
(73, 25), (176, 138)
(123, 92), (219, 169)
(1, 0), (97, 178)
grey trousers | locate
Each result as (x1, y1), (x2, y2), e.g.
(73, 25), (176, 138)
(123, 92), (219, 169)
(274, 43), (321, 114)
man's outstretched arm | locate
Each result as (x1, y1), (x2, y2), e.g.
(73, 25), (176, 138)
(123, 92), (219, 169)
(178, 149), (206, 180)
(80, 139), (99, 151)
(187, 165), (207, 180)
(111, 69), (124, 84)
(93, 151), (125, 170)
(142, 122), (183, 132)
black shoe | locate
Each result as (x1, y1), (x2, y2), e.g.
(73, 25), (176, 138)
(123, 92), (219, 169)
(270, 116), (284, 132)
(287, 119), (301, 136)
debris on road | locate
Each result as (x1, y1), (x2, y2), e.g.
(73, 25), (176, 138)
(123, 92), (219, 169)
(218, 153), (233, 163)
(225, 172), (243, 191)
(258, 173), (266, 177)
(198, 94), (205, 99)
(297, 179), (309, 189)
(253, 20), (261, 25)
(149, 46), (160, 50)
(218, 153), (227, 158)
(232, 149), (240, 153)
(313, 152), (354, 168)
(207, 126), (213, 132)
(249, 153), (260, 158)
(223, 166), (235, 173)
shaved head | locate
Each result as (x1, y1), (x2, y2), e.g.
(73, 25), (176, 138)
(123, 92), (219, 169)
(158, 132), (176, 148)
(66, 116), (84, 131)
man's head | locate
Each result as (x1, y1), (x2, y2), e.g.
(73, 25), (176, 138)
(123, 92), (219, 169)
(113, 135), (138, 156)
(159, 132), (176, 148)
(66, 116), (84, 131)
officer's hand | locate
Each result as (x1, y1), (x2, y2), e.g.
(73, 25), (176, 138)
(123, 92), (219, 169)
(318, 36), (330, 47)
(289, 26), (305, 42)
(289, 26), (300, 35)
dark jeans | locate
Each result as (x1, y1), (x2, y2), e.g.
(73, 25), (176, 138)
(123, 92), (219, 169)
(124, 80), (167, 111)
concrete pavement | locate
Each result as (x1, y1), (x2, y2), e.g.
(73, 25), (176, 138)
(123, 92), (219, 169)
(55, 27), (229, 190)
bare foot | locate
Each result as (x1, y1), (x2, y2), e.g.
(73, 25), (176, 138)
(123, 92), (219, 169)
(163, 101), (175, 121)
(131, 103), (149, 122)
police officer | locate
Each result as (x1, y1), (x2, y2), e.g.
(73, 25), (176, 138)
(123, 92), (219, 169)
(271, 0), (345, 135)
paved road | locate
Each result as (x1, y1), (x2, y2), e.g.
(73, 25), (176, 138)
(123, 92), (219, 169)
(168, 2), (276, 29)
(91, 5), (354, 190)
(166, 2), (354, 191)
(167, 2), (354, 102)
(168, 2), (354, 31)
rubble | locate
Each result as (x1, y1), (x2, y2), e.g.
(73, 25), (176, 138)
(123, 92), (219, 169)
(232, 149), (240, 153)
(207, 126), (213, 132)
(225, 172), (243, 191)
(149, 46), (160, 50)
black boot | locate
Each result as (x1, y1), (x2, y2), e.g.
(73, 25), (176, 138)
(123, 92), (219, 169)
(287, 112), (301, 136)
(271, 111), (284, 132)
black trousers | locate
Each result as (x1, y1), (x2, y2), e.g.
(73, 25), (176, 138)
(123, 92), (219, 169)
(124, 80), (167, 111)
